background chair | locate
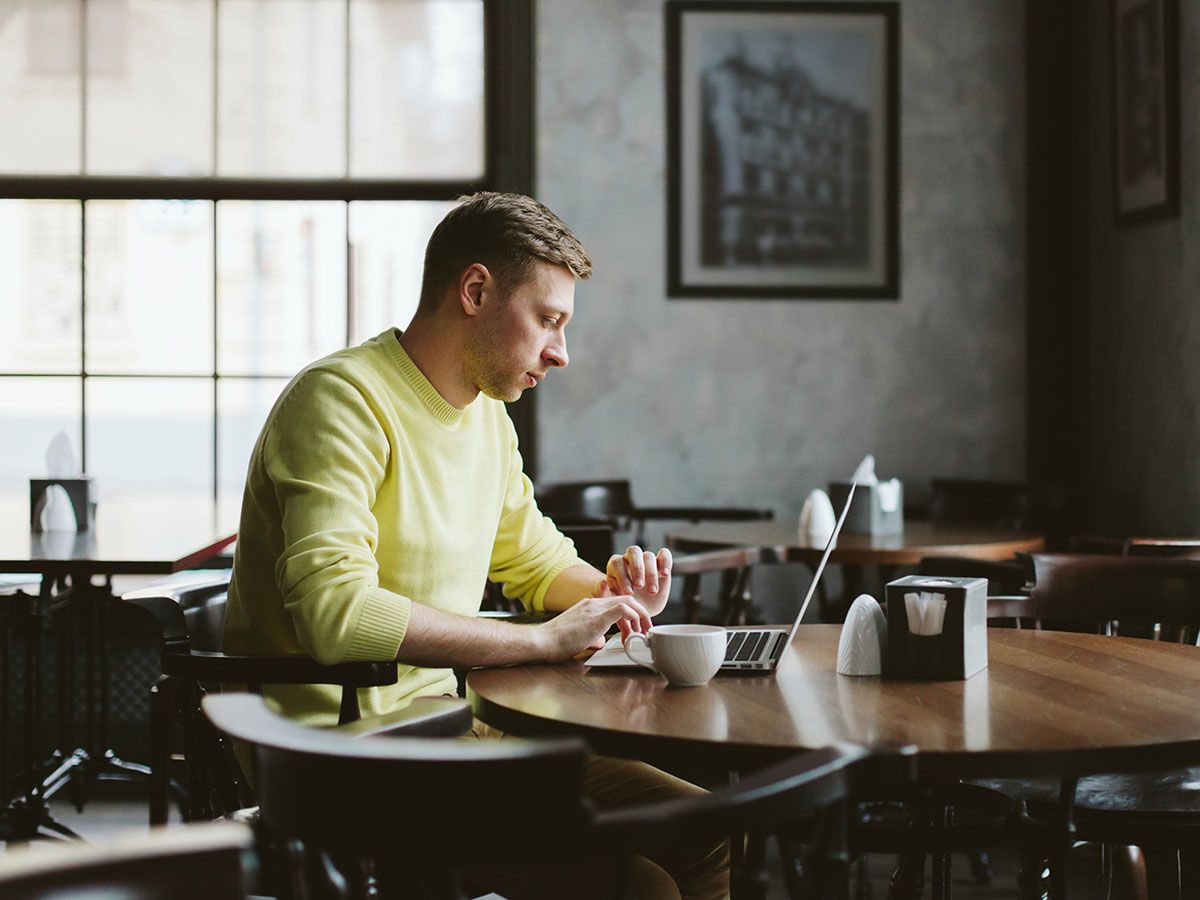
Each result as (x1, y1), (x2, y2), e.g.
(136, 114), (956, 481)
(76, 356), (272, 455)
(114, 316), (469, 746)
(122, 575), (404, 825)
(670, 545), (790, 626)
(205, 692), (887, 900)
(0, 820), (251, 900)
(537, 479), (773, 546)
(927, 478), (1080, 550)
(981, 554), (1200, 899)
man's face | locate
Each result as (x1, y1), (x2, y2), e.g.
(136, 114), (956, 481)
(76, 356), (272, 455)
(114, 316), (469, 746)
(464, 260), (574, 402)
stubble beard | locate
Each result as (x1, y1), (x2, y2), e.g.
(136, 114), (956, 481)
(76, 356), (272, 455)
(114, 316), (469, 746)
(464, 329), (524, 403)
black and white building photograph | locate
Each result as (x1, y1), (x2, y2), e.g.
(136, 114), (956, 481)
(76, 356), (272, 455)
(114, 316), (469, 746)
(1112, 0), (1179, 225)
(668, 1), (898, 298)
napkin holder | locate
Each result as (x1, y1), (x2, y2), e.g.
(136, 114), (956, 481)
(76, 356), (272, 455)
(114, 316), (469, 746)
(30, 477), (94, 532)
(884, 575), (987, 680)
(828, 479), (904, 535)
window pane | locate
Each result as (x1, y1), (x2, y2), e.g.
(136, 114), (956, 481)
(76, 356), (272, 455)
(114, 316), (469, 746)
(85, 200), (214, 375)
(350, 0), (483, 178)
(217, 0), (345, 177)
(218, 377), (286, 498)
(0, 0), (82, 173)
(217, 201), (346, 376)
(0, 200), (81, 373)
(86, 0), (214, 176)
(349, 200), (451, 342)
(86, 377), (211, 495)
(0, 377), (81, 490)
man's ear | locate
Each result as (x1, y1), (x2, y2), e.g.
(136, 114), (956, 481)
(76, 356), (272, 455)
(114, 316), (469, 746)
(457, 263), (491, 318)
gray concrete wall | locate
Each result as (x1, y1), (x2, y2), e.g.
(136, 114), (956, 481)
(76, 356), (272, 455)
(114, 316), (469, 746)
(1085, 0), (1200, 534)
(535, 0), (1027, 530)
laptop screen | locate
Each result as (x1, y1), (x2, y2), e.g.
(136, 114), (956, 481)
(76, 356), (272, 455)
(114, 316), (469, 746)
(782, 480), (857, 647)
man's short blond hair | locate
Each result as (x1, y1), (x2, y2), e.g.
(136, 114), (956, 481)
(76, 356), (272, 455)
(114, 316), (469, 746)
(417, 192), (592, 315)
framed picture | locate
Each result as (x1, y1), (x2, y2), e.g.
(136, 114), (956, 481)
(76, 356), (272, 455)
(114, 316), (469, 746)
(666, 1), (899, 300)
(1111, 0), (1179, 226)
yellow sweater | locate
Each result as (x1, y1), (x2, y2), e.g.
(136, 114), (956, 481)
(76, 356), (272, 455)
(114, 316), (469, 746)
(223, 329), (580, 726)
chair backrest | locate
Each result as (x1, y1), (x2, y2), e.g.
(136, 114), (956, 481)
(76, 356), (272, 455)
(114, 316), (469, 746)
(123, 574), (232, 652)
(204, 693), (590, 866)
(1124, 538), (1200, 558)
(929, 479), (1078, 547)
(671, 546), (788, 625)
(0, 822), (250, 899)
(560, 522), (616, 570)
(204, 693), (890, 895)
(538, 479), (635, 519)
(987, 554), (1200, 640)
(918, 555), (1032, 596)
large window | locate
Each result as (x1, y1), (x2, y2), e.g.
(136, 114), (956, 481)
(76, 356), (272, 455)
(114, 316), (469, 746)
(0, 0), (532, 500)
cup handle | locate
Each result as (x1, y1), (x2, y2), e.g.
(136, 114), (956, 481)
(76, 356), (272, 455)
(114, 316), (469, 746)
(623, 633), (657, 673)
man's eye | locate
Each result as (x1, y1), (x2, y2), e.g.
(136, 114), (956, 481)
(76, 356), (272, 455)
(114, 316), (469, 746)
(543, 317), (559, 326)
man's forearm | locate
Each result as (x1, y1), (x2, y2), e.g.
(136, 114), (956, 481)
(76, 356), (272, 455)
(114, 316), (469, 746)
(396, 601), (547, 668)
(542, 563), (606, 612)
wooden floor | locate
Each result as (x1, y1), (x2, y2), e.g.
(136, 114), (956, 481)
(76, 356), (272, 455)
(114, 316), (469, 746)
(1, 781), (1109, 898)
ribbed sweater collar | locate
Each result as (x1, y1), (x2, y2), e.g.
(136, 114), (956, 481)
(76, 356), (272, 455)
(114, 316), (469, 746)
(381, 329), (467, 427)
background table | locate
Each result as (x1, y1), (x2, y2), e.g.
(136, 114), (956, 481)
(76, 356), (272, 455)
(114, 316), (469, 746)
(666, 521), (1046, 622)
(0, 494), (238, 841)
(666, 520), (1045, 566)
(469, 626), (1200, 780)
(0, 495), (239, 576)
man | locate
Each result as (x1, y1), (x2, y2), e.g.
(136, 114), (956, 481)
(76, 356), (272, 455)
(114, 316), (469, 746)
(224, 192), (727, 899)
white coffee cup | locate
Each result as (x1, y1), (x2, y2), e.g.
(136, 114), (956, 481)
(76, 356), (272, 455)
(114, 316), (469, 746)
(623, 624), (725, 687)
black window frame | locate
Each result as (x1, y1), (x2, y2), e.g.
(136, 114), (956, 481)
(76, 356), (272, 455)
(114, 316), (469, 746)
(0, 0), (539, 496)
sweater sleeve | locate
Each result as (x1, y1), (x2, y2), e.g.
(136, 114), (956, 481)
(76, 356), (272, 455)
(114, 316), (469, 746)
(264, 370), (411, 664)
(488, 416), (583, 612)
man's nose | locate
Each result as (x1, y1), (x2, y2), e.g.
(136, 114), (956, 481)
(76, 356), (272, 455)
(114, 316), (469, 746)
(543, 336), (568, 369)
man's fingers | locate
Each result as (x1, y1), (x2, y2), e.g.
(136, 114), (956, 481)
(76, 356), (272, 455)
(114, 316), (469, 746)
(607, 554), (633, 594)
(624, 545), (646, 589)
(657, 547), (673, 577)
(643, 550), (659, 594)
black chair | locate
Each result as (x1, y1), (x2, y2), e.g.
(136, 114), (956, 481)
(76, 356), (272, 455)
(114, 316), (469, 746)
(0, 820), (252, 899)
(928, 479), (1080, 550)
(121, 574), (404, 825)
(981, 555), (1200, 899)
(538, 479), (773, 546)
(204, 692), (892, 900)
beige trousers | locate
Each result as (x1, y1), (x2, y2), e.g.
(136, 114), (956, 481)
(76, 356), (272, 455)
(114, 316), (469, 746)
(462, 718), (730, 900)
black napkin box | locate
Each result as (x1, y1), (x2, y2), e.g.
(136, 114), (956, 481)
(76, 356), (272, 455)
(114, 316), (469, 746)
(885, 575), (988, 680)
(30, 477), (93, 532)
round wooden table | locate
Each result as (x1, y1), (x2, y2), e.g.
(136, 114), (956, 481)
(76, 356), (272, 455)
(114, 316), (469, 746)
(666, 520), (1046, 566)
(468, 626), (1200, 779)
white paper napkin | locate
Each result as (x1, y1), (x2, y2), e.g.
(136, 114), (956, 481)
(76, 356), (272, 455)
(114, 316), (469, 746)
(36, 431), (81, 531)
(904, 591), (948, 636)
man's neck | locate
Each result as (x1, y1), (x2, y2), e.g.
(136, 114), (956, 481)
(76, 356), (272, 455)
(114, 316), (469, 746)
(397, 319), (479, 410)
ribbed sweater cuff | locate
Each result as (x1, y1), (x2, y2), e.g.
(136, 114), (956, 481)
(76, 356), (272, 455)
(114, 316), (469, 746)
(344, 587), (410, 661)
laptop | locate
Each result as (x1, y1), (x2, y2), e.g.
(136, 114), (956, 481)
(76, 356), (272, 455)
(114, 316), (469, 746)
(586, 481), (857, 674)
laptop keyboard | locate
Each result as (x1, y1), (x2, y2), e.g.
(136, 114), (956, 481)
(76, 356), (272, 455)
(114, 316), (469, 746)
(725, 630), (773, 663)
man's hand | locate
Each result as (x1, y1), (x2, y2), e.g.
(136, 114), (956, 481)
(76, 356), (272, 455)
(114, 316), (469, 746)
(605, 546), (672, 618)
(536, 594), (652, 662)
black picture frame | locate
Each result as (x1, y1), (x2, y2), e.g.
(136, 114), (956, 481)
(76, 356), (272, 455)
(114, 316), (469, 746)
(666, 1), (899, 300)
(1111, 0), (1180, 227)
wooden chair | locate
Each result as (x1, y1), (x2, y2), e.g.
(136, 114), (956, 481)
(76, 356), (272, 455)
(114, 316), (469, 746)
(670, 546), (791, 626)
(980, 554), (1200, 898)
(917, 555), (1032, 596)
(204, 692), (889, 900)
(538, 479), (773, 546)
(1124, 538), (1200, 559)
(121, 575), (406, 825)
(0, 820), (251, 899)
